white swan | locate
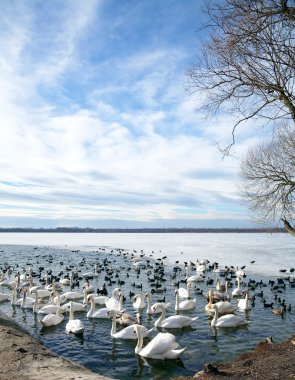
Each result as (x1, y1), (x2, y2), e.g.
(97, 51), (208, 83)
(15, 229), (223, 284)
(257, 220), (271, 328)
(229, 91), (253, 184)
(82, 280), (95, 295)
(210, 304), (248, 328)
(38, 292), (63, 315)
(207, 300), (237, 315)
(134, 324), (186, 359)
(196, 263), (207, 272)
(20, 289), (38, 310)
(236, 267), (246, 277)
(145, 292), (170, 315)
(133, 294), (145, 309)
(83, 264), (99, 278)
(175, 289), (196, 311)
(178, 282), (191, 299)
(186, 265), (205, 283)
(205, 290), (237, 315)
(40, 308), (64, 327)
(86, 294), (110, 319)
(109, 310), (153, 339)
(238, 291), (252, 311)
(61, 301), (87, 313)
(216, 278), (225, 292)
(29, 287), (51, 299)
(208, 281), (231, 302)
(105, 291), (123, 312)
(65, 301), (84, 334)
(60, 276), (71, 286)
(91, 295), (108, 305)
(62, 290), (84, 300)
(232, 276), (243, 297)
(152, 303), (198, 328)
(11, 287), (23, 306)
(213, 264), (226, 275)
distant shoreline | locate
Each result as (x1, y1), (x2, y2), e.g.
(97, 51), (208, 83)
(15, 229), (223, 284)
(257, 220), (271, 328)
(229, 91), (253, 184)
(0, 227), (285, 233)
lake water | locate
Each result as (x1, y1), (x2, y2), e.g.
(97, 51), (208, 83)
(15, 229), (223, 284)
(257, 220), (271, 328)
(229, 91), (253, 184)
(0, 232), (294, 379)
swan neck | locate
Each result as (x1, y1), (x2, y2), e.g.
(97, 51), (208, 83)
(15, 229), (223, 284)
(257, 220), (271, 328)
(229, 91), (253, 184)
(69, 303), (74, 320)
(119, 293), (123, 310)
(211, 308), (218, 327)
(33, 293), (38, 313)
(12, 287), (16, 304)
(89, 298), (95, 316)
(56, 292), (60, 307)
(21, 291), (26, 307)
(146, 294), (152, 313)
(135, 326), (143, 354)
(175, 291), (179, 311)
(187, 283), (190, 297)
(225, 281), (230, 299)
(185, 266), (189, 279)
(155, 306), (166, 327)
(83, 287), (87, 303)
(245, 291), (249, 304)
(111, 312), (116, 336)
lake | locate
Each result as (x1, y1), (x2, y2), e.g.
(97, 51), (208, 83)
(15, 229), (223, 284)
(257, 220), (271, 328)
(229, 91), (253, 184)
(0, 232), (294, 379)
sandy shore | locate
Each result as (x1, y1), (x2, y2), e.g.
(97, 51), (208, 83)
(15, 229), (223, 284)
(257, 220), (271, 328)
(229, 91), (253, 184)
(0, 311), (114, 380)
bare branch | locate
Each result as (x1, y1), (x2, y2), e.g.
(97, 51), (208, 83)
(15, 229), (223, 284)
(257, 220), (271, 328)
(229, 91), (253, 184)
(187, 0), (295, 152)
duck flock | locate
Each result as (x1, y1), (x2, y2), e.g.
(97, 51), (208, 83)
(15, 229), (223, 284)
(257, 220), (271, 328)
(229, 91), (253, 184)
(0, 245), (294, 378)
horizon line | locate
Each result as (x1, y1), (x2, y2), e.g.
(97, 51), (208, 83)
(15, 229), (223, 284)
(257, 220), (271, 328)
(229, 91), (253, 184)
(0, 227), (285, 233)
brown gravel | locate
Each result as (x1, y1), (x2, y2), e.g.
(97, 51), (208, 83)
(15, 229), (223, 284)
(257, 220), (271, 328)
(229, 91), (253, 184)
(175, 335), (295, 380)
(0, 311), (114, 380)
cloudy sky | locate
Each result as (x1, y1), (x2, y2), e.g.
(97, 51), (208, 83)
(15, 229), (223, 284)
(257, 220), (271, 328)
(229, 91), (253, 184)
(0, 0), (267, 229)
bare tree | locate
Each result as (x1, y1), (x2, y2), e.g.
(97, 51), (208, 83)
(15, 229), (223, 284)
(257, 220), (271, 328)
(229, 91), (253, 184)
(187, 0), (295, 155)
(241, 124), (295, 234)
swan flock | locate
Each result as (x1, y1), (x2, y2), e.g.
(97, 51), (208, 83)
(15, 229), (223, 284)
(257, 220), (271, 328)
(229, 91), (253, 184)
(1, 246), (291, 377)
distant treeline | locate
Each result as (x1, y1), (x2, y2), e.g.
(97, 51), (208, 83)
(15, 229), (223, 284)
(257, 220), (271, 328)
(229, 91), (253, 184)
(0, 227), (286, 233)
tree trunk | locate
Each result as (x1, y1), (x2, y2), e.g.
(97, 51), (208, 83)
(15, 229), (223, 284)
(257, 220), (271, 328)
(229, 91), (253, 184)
(281, 218), (295, 237)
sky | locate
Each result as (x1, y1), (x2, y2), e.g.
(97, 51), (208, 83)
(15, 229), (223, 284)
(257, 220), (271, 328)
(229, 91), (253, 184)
(0, 0), (268, 229)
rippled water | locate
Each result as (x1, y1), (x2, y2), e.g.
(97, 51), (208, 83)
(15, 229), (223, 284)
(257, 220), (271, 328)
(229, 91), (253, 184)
(0, 232), (294, 379)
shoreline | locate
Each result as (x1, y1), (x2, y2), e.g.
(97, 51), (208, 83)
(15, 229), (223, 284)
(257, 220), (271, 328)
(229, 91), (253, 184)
(175, 335), (295, 380)
(1, 309), (294, 380)
(0, 310), (113, 380)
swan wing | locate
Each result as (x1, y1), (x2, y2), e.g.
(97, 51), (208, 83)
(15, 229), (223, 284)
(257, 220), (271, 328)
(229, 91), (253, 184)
(106, 298), (121, 311)
(140, 332), (178, 357)
(179, 299), (196, 310)
(216, 301), (238, 314)
(114, 324), (150, 339)
(91, 308), (110, 319)
(162, 315), (197, 328)
(93, 296), (108, 305)
(178, 288), (188, 298)
(41, 314), (64, 326)
(216, 314), (248, 327)
(38, 305), (61, 315)
(163, 347), (186, 359)
(66, 319), (84, 334)
(113, 325), (135, 339)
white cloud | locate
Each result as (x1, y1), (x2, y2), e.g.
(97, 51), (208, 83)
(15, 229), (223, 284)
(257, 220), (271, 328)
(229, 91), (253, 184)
(0, 0), (259, 227)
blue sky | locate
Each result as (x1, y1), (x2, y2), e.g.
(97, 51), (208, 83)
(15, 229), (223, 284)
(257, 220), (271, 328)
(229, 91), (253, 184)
(0, 0), (265, 229)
